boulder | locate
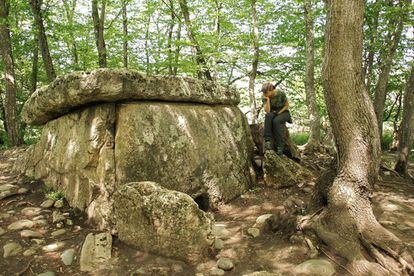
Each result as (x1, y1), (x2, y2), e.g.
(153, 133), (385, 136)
(80, 232), (112, 272)
(22, 69), (239, 125)
(263, 152), (313, 188)
(114, 182), (214, 263)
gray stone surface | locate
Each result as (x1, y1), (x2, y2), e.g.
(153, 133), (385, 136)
(209, 268), (225, 276)
(20, 230), (43, 238)
(294, 259), (335, 276)
(61, 248), (76, 266)
(22, 69), (240, 125)
(3, 242), (23, 257)
(114, 182), (213, 263)
(80, 232), (112, 272)
(0, 227), (5, 236)
(8, 219), (34, 230)
(21, 207), (42, 217)
(40, 199), (55, 208)
(51, 229), (66, 237)
(217, 257), (234, 271)
(247, 227), (260, 238)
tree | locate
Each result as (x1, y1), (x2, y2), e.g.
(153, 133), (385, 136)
(0, 0), (21, 146)
(29, 0), (56, 82)
(303, 0), (321, 151)
(92, 0), (107, 68)
(122, 0), (128, 68)
(303, 0), (414, 273)
(395, 65), (414, 176)
(62, 0), (79, 69)
(248, 0), (259, 124)
(178, 0), (213, 80)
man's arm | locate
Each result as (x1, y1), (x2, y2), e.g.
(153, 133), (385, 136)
(264, 97), (271, 113)
(278, 100), (289, 114)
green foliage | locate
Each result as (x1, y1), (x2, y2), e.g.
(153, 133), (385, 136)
(43, 186), (64, 201)
(291, 132), (309, 146)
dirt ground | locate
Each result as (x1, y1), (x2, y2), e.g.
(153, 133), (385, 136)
(0, 148), (413, 275)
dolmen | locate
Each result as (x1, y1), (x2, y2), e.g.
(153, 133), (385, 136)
(18, 68), (255, 262)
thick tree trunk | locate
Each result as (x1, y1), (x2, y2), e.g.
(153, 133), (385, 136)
(248, 0), (259, 124)
(29, 0), (56, 82)
(395, 66), (414, 176)
(303, 0), (321, 151)
(302, 0), (413, 274)
(373, 0), (406, 137)
(178, 0), (213, 81)
(0, 0), (21, 146)
(92, 0), (107, 68)
(122, 0), (128, 68)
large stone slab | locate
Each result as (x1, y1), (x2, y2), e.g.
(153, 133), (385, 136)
(114, 182), (213, 263)
(115, 102), (255, 206)
(24, 104), (116, 229)
(22, 69), (240, 125)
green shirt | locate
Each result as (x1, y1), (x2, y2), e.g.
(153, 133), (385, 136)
(262, 91), (288, 113)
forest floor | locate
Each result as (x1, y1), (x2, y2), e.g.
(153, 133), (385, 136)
(0, 148), (413, 275)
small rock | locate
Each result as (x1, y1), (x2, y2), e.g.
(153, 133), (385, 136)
(384, 171), (391, 176)
(3, 242), (23, 257)
(254, 214), (276, 233)
(214, 238), (224, 250)
(40, 199), (55, 208)
(33, 215), (45, 221)
(42, 242), (65, 252)
(66, 219), (73, 226)
(8, 219), (34, 230)
(247, 227), (260, 238)
(242, 271), (279, 276)
(52, 211), (67, 223)
(23, 248), (37, 256)
(0, 184), (17, 191)
(56, 222), (64, 228)
(7, 210), (16, 214)
(80, 232), (112, 271)
(20, 229), (43, 238)
(217, 257), (234, 271)
(54, 200), (64, 208)
(0, 213), (11, 219)
(209, 268), (225, 275)
(61, 248), (76, 266)
(18, 187), (29, 194)
(34, 219), (48, 227)
(21, 207), (42, 217)
(0, 227), (5, 236)
(32, 239), (45, 245)
(37, 271), (55, 276)
(212, 224), (230, 239)
(51, 229), (66, 237)
(294, 259), (335, 276)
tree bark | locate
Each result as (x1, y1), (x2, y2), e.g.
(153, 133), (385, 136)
(29, 0), (56, 82)
(302, 0), (413, 273)
(92, 0), (107, 68)
(122, 0), (128, 68)
(31, 33), (39, 94)
(248, 0), (259, 124)
(178, 0), (213, 81)
(373, 0), (407, 137)
(395, 66), (414, 176)
(0, 0), (21, 146)
(303, 0), (321, 151)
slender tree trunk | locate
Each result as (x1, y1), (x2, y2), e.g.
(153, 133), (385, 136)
(173, 20), (182, 76)
(303, 0), (321, 151)
(29, 0), (56, 82)
(63, 0), (79, 68)
(0, 0), (21, 146)
(303, 0), (413, 273)
(145, 13), (151, 74)
(363, 0), (380, 91)
(31, 33), (39, 94)
(178, 0), (213, 81)
(167, 0), (175, 75)
(373, 0), (406, 137)
(395, 66), (414, 176)
(122, 0), (128, 68)
(248, 0), (259, 124)
(92, 0), (107, 68)
(390, 89), (403, 151)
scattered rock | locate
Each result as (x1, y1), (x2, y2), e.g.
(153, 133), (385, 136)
(18, 187), (29, 194)
(23, 248), (37, 256)
(217, 257), (234, 271)
(21, 207), (42, 217)
(209, 268), (225, 275)
(40, 199), (55, 208)
(294, 259), (335, 276)
(42, 242), (65, 252)
(7, 219), (34, 230)
(66, 219), (73, 226)
(3, 242), (23, 257)
(0, 184), (17, 191)
(51, 229), (66, 237)
(32, 239), (45, 245)
(61, 248), (76, 266)
(34, 219), (48, 227)
(33, 215), (45, 221)
(37, 271), (55, 276)
(20, 230), (43, 238)
(0, 227), (5, 236)
(247, 227), (260, 238)
(243, 271), (280, 276)
(80, 232), (112, 272)
(114, 182), (213, 264)
(52, 211), (67, 223)
(253, 214), (277, 233)
(0, 190), (19, 200)
(54, 200), (64, 208)
(214, 238), (224, 250)
(212, 224), (230, 240)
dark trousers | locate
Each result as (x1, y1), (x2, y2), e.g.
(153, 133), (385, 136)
(263, 111), (291, 149)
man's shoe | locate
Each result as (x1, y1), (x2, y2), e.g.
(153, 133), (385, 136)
(264, 140), (273, 151)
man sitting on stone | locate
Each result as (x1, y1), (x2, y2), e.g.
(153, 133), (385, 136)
(261, 82), (292, 155)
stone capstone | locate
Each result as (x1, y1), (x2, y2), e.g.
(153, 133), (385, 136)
(114, 182), (213, 263)
(22, 69), (240, 125)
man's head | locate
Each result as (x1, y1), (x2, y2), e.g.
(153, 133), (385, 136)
(261, 82), (276, 97)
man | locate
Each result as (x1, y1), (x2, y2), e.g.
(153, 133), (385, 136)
(261, 82), (292, 155)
